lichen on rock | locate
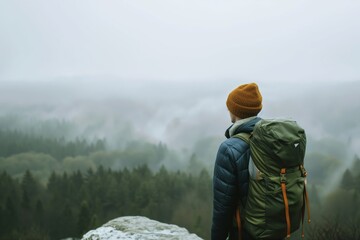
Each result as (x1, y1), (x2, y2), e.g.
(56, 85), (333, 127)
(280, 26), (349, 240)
(82, 216), (203, 240)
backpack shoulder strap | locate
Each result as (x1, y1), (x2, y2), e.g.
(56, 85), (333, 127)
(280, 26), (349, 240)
(232, 132), (251, 144)
(233, 132), (252, 240)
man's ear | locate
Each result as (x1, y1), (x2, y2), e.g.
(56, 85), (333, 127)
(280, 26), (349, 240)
(229, 111), (240, 123)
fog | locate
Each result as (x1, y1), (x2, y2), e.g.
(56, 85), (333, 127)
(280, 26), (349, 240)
(1, 0), (360, 197)
(1, 0), (360, 82)
(1, 79), (359, 158)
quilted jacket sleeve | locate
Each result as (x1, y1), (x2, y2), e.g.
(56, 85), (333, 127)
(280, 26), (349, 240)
(211, 141), (238, 240)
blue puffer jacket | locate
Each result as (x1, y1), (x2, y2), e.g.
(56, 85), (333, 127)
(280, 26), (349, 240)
(211, 117), (261, 240)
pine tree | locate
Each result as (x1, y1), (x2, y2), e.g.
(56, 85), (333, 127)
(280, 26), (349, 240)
(77, 201), (91, 236)
(35, 199), (44, 228)
(61, 202), (76, 238)
(352, 155), (360, 176)
(3, 196), (18, 235)
(341, 169), (355, 189)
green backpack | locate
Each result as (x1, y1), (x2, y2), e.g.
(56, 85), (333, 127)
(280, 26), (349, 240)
(234, 119), (310, 240)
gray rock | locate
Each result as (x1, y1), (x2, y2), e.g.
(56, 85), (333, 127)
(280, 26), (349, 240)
(82, 216), (203, 240)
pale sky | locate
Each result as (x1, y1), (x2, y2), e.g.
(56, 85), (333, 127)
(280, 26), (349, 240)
(1, 0), (360, 83)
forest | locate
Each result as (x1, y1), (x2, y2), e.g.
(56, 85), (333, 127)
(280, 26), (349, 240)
(0, 118), (360, 240)
(2, 0), (359, 238)
(0, 166), (211, 239)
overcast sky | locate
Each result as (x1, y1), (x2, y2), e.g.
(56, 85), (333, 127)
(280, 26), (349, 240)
(1, 0), (359, 84)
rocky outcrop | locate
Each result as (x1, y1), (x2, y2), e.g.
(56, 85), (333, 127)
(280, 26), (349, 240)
(82, 216), (203, 240)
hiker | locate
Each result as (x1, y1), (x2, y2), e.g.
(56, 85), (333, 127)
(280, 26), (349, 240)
(212, 83), (309, 240)
(212, 82), (262, 240)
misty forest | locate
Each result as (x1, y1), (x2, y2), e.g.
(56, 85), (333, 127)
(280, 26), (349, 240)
(2, 0), (360, 239)
(0, 81), (359, 240)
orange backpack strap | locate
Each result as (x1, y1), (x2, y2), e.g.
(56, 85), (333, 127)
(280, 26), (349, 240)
(236, 207), (242, 240)
(280, 168), (291, 239)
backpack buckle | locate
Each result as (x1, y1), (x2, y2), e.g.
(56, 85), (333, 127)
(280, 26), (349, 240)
(299, 165), (307, 177)
(280, 174), (286, 183)
(280, 168), (286, 183)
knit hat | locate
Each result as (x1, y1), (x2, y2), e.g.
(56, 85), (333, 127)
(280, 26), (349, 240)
(226, 83), (262, 119)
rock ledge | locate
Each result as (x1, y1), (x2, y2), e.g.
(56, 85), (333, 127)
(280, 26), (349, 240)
(82, 216), (203, 240)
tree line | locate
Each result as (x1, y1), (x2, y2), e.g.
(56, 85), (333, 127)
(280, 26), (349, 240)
(0, 125), (359, 240)
(1, 158), (359, 240)
(305, 156), (360, 240)
(0, 129), (105, 160)
(0, 129), (197, 186)
(0, 165), (212, 240)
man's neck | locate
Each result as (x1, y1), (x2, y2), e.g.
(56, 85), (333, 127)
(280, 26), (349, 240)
(229, 116), (257, 137)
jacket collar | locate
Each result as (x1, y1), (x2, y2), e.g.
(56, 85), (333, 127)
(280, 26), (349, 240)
(225, 116), (261, 138)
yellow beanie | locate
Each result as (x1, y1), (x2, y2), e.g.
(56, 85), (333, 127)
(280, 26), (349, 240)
(226, 83), (262, 119)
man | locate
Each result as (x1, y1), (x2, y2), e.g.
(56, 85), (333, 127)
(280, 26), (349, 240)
(212, 83), (262, 240)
